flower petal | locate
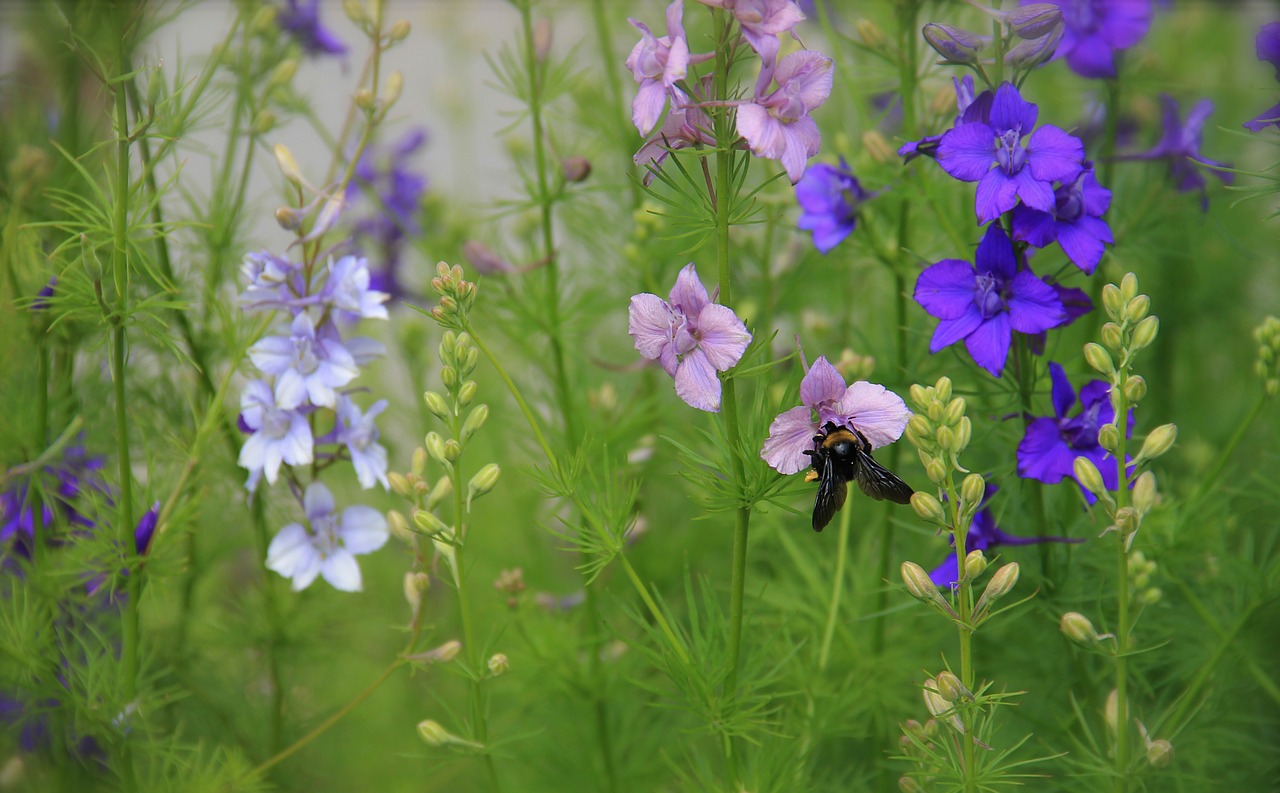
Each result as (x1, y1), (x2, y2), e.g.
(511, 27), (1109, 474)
(760, 405), (818, 475)
(974, 169), (1020, 223)
(937, 122), (996, 182)
(629, 293), (675, 360)
(836, 381), (911, 449)
(930, 306), (984, 353)
(914, 260), (976, 320)
(696, 304), (752, 371)
(304, 481), (336, 522)
(1027, 125), (1084, 184)
(800, 356), (847, 408)
(1006, 271), (1066, 333)
(669, 263), (710, 318)
(1017, 417), (1074, 484)
(1048, 362), (1076, 419)
(321, 551), (363, 592)
(975, 224), (1016, 280)
(674, 348), (722, 412)
(964, 312), (1011, 376)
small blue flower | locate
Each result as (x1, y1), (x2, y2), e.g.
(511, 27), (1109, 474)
(1011, 165), (1113, 274)
(277, 0), (347, 57)
(332, 395), (389, 490)
(237, 379), (314, 490)
(1123, 95), (1233, 210)
(794, 158), (874, 254)
(249, 313), (360, 410)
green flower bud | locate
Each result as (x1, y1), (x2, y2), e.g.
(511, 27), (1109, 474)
(981, 562), (1019, 603)
(1123, 375), (1147, 404)
(935, 670), (969, 703)
(411, 447), (428, 477)
(1269, 378), (1280, 398)
(388, 471), (412, 498)
(440, 365), (458, 389)
(1100, 322), (1123, 353)
(403, 570), (429, 611)
(1120, 272), (1139, 302)
(487, 653), (509, 676)
(963, 549), (987, 581)
(909, 384), (930, 409)
(1060, 611), (1098, 644)
(463, 347), (479, 374)
(388, 19), (411, 42)
(935, 425), (956, 452)
(960, 474), (985, 507)
(922, 680), (965, 734)
(1097, 423), (1120, 453)
(1125, 294), (1150, 323)
(1084, 342), (1115, 375)
(954, 417), (972, 453)
(1102, 283), (1124, 320)
(388, 510), (414, 544)
(907, 414), (933, 443)
(910, 492), (946, 524)
(855, 17), (887, 49)
(1114, 506), (1140, 536)
(927, 401), (944, 422)
(425, 432), (448, 465)
(1140, 587), (1162, 606)
(1138, 423), (1177, 461)
(269, 59), (298, 89)
(1133, 471), (1157, 514)
(1146, 738), (1173, 768)
(343, 0), (368, 25)
(1130, 316), (1159, 352)
(426, 476), (453, 511)
(460, 404), (489, 442)
(275, 207), (302, 231)
(413, 509), (450, 536)
(935, 377), (952, 403)
(416, 719), (480, 749)
(442, 439), (461, 462)
(380, 70), (404, 110)
(467, 463), (501, 503)
(1073, 456), (1107, 500)
(1105, 689), (1120, 733)
(1004, 24), (1063, 70)
(353, 88), (376, 112)
(901, 561), (940, 601)
(925, 458), (947, 484)
(458, 380), (478, 406)
(424, 390), (451, 420)
(943, 397), (966, 426)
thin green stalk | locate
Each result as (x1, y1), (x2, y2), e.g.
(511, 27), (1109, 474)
(990, 0), (1005, 87)
(1192, 394), (1267, 505)
(518, 0), (577, 444)
(817, 506), (852, 671)
(946, 473), (978, 793)
(583, 584), (619, 793)
(1112, 383), (1133, 792)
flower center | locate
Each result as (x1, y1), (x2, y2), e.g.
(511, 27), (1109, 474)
(1063, 1), (1100, 34)
(994, 128), (1027, 175)
(310, 512), (342, 555)
(292, 335), (320, 375)
(1054, 178), (1085, 222)
(974, 273), (1006, 319)
(262, 407), (293, 440)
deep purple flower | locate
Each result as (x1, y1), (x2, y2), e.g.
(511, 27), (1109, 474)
(277, 0), (347, 57)
(1024, 0), (1152, 79)
(936, 82), (1084, 223)
(914, 225), (1066, 377)
(2, 443), (108, 556)
(760, 355), (910, 475)
(794, 158), (873, 253)
(1245, 22), (1280, 132)
(628, 264), (752, 412)
(1017, 362), (1128, 501)
(928, 484), (1079, 587)
(134, 502), (159, 556)
(1122, 95), (1232, 210)
(736, 49), (833, 183)
(1011, 166), (1113, 274)
(626, 0), (700, 136)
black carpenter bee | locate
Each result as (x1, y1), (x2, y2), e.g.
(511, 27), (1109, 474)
(802, 421), (914, 532)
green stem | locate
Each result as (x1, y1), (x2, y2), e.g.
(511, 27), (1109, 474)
(1193, 394), (1267, 505)
(990, 1), (1005, 87)
(1113, 380), (1133, 792)
(948, 473), (978, 793)
(817, 506), (852, 670)
(248, 494), (287, 753)
(583, 584), (619, 793)
(518, 0), (577, 444)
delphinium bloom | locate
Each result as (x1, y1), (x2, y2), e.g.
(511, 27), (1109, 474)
(794, 158), (874, 254)
(1, 443), (107, 557)
(626, 0), (698, 136)
(349, 130), (428, 301)
(1011, 165), (1113, 274)
(265, 482), (389, 592)
(1121, 95), (1232, 210)
(1017, 362), (1127, 500)
(628, 263), (752, 412)
(332, 395), (390, 490)
(277, 0), (347, 57)
(760, 355), (910, 476)
(249, 312), (360, 410)
(1245, 23), (1280, 132)
(634, 76), (715, 186)
(696, 0), (805, 77)
(736, 49), (834, 183)
(237, 379), (314, 489)
(1023, 0), (1152, 79)
(928, 484), (1077, 587)
(936, 82), (1084, 223)
(914, 225), (1066, 377)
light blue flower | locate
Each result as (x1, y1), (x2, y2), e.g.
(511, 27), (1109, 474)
(249, 312), (359, 409)
(237, 379), (314, 490)
(334, 395), (389, 490)
(320, 255), (390, 323)
(265, 482), (389, 592)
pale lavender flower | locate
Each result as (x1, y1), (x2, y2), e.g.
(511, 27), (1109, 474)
(238, 379), (314, 490)
(626, 0), (700, 136)
(240, 251), (307, 313)
(333, 395), (389, 490)
(319, 255), (390, 323)
(736, 49), (833, 183)
(265, 482), (389, 592)
(697, 0), (805, 81)
(628, 263), (752, 412)
(249, 312), (359, 409)
(634, 77), (715, 186)
(760, 355), (910, 475)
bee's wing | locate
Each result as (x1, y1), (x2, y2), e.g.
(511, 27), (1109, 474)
(852, 450), (914, 505)
(812, 455), (849, 532)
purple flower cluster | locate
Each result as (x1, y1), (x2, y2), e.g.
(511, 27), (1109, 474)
(238, 250), (390, 591)
(794, 158), (874, 253)
(1025, 0), (1152, 79)
(1121, 95), (1233, 211)
(277, 0), (347, 57)
(1246, 23), (1280, 132)
(626, 0), (832, 184)
(348, 129), (429, 302)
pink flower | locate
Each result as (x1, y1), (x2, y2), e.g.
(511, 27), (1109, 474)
(626, 0), (702, 136)
(634, 76), (715, 186)
(760, 356), (910, 475)
(628, 264), (752, 412)
(736, 49), (833, 183)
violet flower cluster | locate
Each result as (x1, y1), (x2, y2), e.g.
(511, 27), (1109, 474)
(277, 0), (347, 57)
(237, 251), (391, 591)
(627, 0), (832, 184)
(347, 129), (429, 302)
(1025, 0), (1152, 79)
(1245, 22), (1280, 133)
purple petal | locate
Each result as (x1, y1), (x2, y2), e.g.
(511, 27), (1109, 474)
(975, 224), (1016, 280)
(627, 293), (670, 360)
(801, 356), (847, 408)
(914, 260), (977, 320)
(974, 169), (1021, 223)
(1244, 102), (1280, 133)
(1017, 417), (1074, 483)
(1013, 169), (1057, 214)
(929, 552), (960, 588)
(1006, 271), (1066, 333)
(1049, 362), (1076, 419)
(1099, 1), (1153, 49)
(736, 104), (783, 160)
(836, 381), (911, 449)
(988, 82), (1038, 133)
(1056, 216), (1112, 274)
(780, 115), (822, 184)
(930, 306), (984, 353)
(696, 304), (752, 371)
(938, 122), (996, 182)
(1027, 125), (1084, 183)
(1011, 205), (1058, 248)
(964, 313), (1012, 376)
(674, 348), (722, 412)
(761, 405), (819, 475)
(1065, 34), (1117, 79)
(669, 263), (710, 317)
(1258, 22), (1280, 74)
(632, 80), (669, 136)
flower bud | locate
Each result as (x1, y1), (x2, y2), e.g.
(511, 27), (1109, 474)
(909, 383), (930, 409)
(1105, 688), (1120, 733)
(1146, 738), (1173, 767)
(856, 17), (887, 49)
(413, 509), (450, 536)
(1097, 423), (1120, 453)
(416, 640), (460, 664)
(935, 425), (956, 452)
(442, 438), (461, 462)
(935, 670), (969, 703)
(269, 59), (298, 89)
(427, 476), (453, 511)
(416, 719), (480, 749)
(250, 5), (278, 32)
(1140, 587), (1162, 605)
(412, 447), (428, 478)
(922, 23), (986, 65)
(388, 472), (413, 498)
(388, 510), (414, 544)
(1102, 283), (1124, 320)
(463, 347), (479, 375)
(403, 570), (428, 610)
(960, 473), (985, 507)
(467, 463), (501, 502)
(942, 397), (966, 426)
(1084, 342), (1114, 375)
(1125, 294), (1150, 323)
(1005, 25), (1062, 70)
(1120, 272), (1139, 302)
(907, 414), (933, 443)
(963, 549), (987, 581)
(922, 680), (965, 733)
(460, 404), (489, 442)
(1073, 456), (1107, 500)
(388, 19), (411, 42)
(1138, 423), (1177, 461)
(354, 88), (376, 112)
(1060, 611), (1098, 644)
(954, 417), (972, 453)
(487, 653), (509, 676)
(304, 194), (345, 242)
(910, 491), (946, 524)
(1005, 3), (1062, 39)
(273, 143), (304, 188)
(533, 18), (553, 62)
(1130, 316), (1159, 352)
(1114, 506), (1140, 536)
(440, 365), (457, 389)
(380, 70), (404, 109)
(1100, 322), (1123, 352)
(981, 562), (1019, 602)
(424, 390), (451, 421)
(275, 207), (302, 231)
(862, 130), (894, 163)
(925, 459), (947, 484)
(343, 0), (368, 25)
(1123, 375), (1147, 404)
(458, 380), (478, 406)
(927, 400), (944, 422)
(901, 561), (939, 601)
(425, 431), (448, 465)
(1132, 471), (1156, 514)
(561, 156), (592, 183)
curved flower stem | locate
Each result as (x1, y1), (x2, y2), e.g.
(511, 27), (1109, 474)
(817, 506), (853, 670)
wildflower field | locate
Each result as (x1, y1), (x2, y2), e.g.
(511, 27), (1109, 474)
(2, 0), (1279, 791)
